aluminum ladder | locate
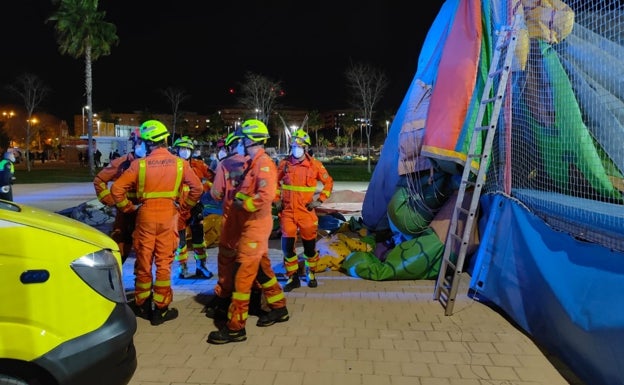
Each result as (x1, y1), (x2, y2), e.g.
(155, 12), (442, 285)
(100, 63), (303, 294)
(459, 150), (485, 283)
(433, 20), (519, 316)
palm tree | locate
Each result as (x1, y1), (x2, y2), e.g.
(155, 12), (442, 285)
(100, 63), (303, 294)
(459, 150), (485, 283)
(305, 110), (323, 153)
(48, 0), (119, 175)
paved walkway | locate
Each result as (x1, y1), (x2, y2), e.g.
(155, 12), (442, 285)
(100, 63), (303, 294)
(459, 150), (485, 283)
(123, 248), (581, 385)
(13, 182), (582, 385)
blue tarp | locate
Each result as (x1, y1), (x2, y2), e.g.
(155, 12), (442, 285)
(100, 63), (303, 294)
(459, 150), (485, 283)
(362, 0), (458, 231)
(470, 193), (624, 385)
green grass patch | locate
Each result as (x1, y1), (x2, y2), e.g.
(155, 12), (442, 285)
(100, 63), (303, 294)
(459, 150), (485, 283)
(324, 164), (374, 182)
(14, 164), (95, 184)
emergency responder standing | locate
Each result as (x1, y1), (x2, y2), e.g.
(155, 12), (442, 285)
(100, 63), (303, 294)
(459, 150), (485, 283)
(111, 120), (203, 326)
(172, 136), (215, 279)
(0, 150), (16, 201)
(207, 119), (289, 344)
(93, 130), (145, 263)
(275, 129), (334, 292)
(216, 137), (227, 161)
(206, 132), (247, 319)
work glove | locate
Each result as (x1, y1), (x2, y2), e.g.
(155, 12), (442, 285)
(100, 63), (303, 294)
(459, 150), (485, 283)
(273, 200), (283, 212)
(1, 185), (9, 193)
(306, 199), (322, 211)
(190, 202), (205, 223)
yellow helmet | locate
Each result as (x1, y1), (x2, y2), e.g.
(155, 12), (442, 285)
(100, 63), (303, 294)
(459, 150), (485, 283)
(291, 129), (311, 146)
(225, 132), (242, 146)
(237, 119), (269, 142)
(139, 120), (170, 142)
(173, 136), (194, 149)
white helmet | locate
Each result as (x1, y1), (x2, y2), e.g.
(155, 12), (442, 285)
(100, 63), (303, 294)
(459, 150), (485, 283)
(4, 151), (15, 163)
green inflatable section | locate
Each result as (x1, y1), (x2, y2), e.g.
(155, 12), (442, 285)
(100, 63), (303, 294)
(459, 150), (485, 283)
(341, 229), (444, 281)
(532, 40), (622, 200)
(387, 172), (451, 236)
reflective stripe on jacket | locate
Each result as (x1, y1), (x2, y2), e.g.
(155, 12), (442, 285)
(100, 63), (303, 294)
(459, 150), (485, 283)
(276, 153), (333, 210)
(93, 153), (138, 206)
(111, 147), (203, 212)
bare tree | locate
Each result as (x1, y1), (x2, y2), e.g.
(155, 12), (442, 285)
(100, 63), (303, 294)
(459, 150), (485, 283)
(345, 62), (388, 172)
(238, 71), (282, 127)
(160, 87), (188, 139)
(6, 73), (50, 172)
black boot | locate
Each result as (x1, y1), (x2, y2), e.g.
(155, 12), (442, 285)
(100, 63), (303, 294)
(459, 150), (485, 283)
(207, 327), (247, 344)
(307, 270), (318, 288)
(128, 299), (152, 320)
(151, 306), (179, 326)
(204, 296), (230, 321)
(283, 274), (301, 292)
(256, 307), (289, 327)
(195, 258), (214, 279)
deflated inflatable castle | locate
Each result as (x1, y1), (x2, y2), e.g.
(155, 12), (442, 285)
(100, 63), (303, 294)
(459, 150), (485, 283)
(351, 1), (624, 384)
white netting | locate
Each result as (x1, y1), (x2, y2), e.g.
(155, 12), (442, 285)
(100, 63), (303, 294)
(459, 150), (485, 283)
(484, 0), (624, 251)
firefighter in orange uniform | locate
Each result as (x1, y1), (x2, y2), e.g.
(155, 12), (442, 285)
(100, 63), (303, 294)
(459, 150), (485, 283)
(93, 130), (145, 263)
(111, 120), (203, 326)
(275, 129), (333, 291)
(206, 132), (248, 319)
(207, 119), (288, 344)
(172, 136), (215, 279)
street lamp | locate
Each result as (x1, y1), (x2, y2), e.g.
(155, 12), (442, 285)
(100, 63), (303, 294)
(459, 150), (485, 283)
(385, 120), (389, 136)
(81, 105), (89, 136)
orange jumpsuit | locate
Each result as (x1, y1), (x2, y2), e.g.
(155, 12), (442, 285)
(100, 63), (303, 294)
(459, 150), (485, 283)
(276, 153), (333, 276)
(176, 157), (215, 266)
(111, 147), (203, 310)
(93, 152), (138, 262)
(210, 152), (247, 300)
(226, 148), (286, 331)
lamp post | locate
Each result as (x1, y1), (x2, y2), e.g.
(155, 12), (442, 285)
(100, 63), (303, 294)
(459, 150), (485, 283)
(81, 105), (89, 136)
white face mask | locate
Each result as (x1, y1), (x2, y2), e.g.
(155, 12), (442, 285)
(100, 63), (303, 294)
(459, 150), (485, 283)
(236, 141), (246, 156)
(134, 143), (146, 158)
(218, 149), (227, 160)
(178, 148), (192, 160)
(292, 146), (305, 159)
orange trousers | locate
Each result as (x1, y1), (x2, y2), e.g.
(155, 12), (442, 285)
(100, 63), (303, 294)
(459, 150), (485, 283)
(214, 211), (240, 300)
(226, 211), (286, 331)
(133, 200), (179, 309)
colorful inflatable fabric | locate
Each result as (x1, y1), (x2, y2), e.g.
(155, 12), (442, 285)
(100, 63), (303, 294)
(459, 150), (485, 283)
(341, 229), (444, 281)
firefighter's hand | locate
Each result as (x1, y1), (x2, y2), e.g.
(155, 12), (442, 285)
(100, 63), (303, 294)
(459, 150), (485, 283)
(233, 198), (244, 210)
(306, 199), (322, 211)
(273, 200), (283, 212)
(190, 202), (204, 222)
(1, 185), (9, 193)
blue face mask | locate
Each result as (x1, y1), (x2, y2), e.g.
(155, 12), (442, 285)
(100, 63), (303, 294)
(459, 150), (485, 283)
(134, 142), (146, 158)
(178, 148), (191, 160)
(236, 140), (246, 156)
(292, 146), (305, 159)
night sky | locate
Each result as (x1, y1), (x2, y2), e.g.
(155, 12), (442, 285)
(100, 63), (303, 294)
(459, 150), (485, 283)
(1, 1), (443, 123)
